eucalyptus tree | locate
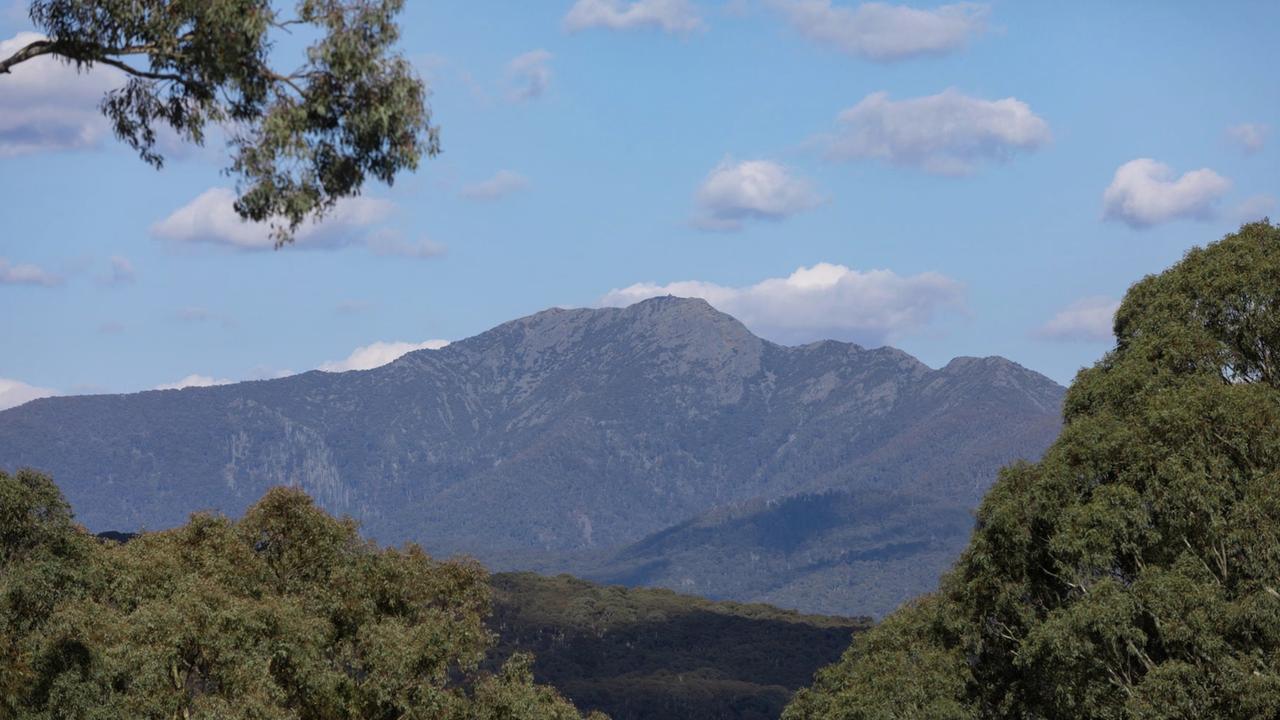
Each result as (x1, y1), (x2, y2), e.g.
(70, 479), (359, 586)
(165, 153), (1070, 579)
(786, 221), (1280, 720)
(0, 470), (601, 719)
(0, 0), (436, 245)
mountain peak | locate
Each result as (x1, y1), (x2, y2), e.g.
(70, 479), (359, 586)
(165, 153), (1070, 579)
(438, 296), (761, 366)
(0, 297), (1065, 617)
(936, 355), (1064, 413)
(623, 294), (717, 313)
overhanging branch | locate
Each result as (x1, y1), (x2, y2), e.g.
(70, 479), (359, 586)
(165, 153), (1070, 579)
(93, 55), (187, 85)
(0, 38), (56, 73)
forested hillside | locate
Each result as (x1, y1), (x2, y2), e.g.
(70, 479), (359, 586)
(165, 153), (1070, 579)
(490, 573), (869, 720)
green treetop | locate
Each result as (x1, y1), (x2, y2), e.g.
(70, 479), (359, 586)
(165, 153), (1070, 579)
(0, 469), (603, 719)
(785, 221), (1280, 720)
(0, 1), (436, 246)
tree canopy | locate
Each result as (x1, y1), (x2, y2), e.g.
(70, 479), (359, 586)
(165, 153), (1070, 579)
(0, 469), (601, 719)
(785, 221), (1280, 720)
(0, 0), (436, 245)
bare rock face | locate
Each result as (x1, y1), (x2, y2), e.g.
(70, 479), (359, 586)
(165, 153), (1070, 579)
(0, 297), (1064, 615)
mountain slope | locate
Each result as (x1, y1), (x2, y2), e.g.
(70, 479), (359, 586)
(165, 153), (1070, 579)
(0, 297), (1064, 614)
(570, 490), (977, 618)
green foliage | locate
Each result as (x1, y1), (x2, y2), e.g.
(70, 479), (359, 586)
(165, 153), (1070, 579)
(3, 0), (435, 244)
(0, 472), (596, 719)
(785, 598), (974, 720)
(489, 572), (870, 720)
(785, 221), (1280, 720)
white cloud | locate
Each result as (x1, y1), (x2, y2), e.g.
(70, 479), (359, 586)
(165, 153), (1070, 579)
(319, 340), (451, 373)
(825, 89), (1051, 175)
(100, 255), (136, 286)
(564, 0), (703, 33)
(1225, 123), (1268, 155)
(1035, 296), (1119, 342)
(151, 187), (394, 250)
(769, 1), (989, 61)
(506, 50), (553, 103)
(0, 377), (58, 411)
(1232, 194), (1276, 224)
(0, 257), (63, 286)
(601, 262), (964, 346)
(0, 32), (124, 156)
(153, 374), (235, 391)
(694, 159), (823, 231)
(1102, 159), (1231, 229)
(366, 230), (447, 258)
(461, 170), (530, 200)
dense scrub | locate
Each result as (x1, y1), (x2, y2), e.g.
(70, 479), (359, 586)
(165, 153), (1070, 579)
(0, 470), (599, 719)
(489, 572), (870, 720)
(786, 222), (1280, 719)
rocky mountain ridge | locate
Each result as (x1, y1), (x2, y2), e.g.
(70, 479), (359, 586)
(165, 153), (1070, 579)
(0, 297), (1065, 614)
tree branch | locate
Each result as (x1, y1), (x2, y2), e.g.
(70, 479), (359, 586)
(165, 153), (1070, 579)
(264, 66), (307, 97)
(0, 39), (56, 74)
(92, 55), (188, 85)
(1, 38), (173, 77)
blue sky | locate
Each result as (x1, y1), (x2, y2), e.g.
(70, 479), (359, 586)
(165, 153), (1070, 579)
(1, 0), (1277, 408)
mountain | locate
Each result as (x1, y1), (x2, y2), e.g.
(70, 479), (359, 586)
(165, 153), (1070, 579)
(567, 489), (979, 617)
(0, 297), (1065, 615)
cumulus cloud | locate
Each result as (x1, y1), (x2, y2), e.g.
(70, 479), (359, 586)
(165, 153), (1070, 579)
(769, 0), (989, 61)
(319, 339), (451, 373)
(1102, 159), (1231, 229)
(506, 50), (553, 103)
(151, 187), (395, 250)
(0, 377), (58, 411)
(601, 262), (964, 346)
(694, 159), (823, 231)
(564, 0), (703, 33)
(0, 257), (63, 286)
(0, 32), (124, 156)
(1225, 123), (1268, 155)
(1035, 296), (1119, 342)
(825, 89), (1051, 175)
(153, 374), (235, 391)
(461, 170), (530, 200)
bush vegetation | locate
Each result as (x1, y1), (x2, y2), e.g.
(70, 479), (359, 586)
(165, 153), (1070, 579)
(0, 470), (600, 719)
